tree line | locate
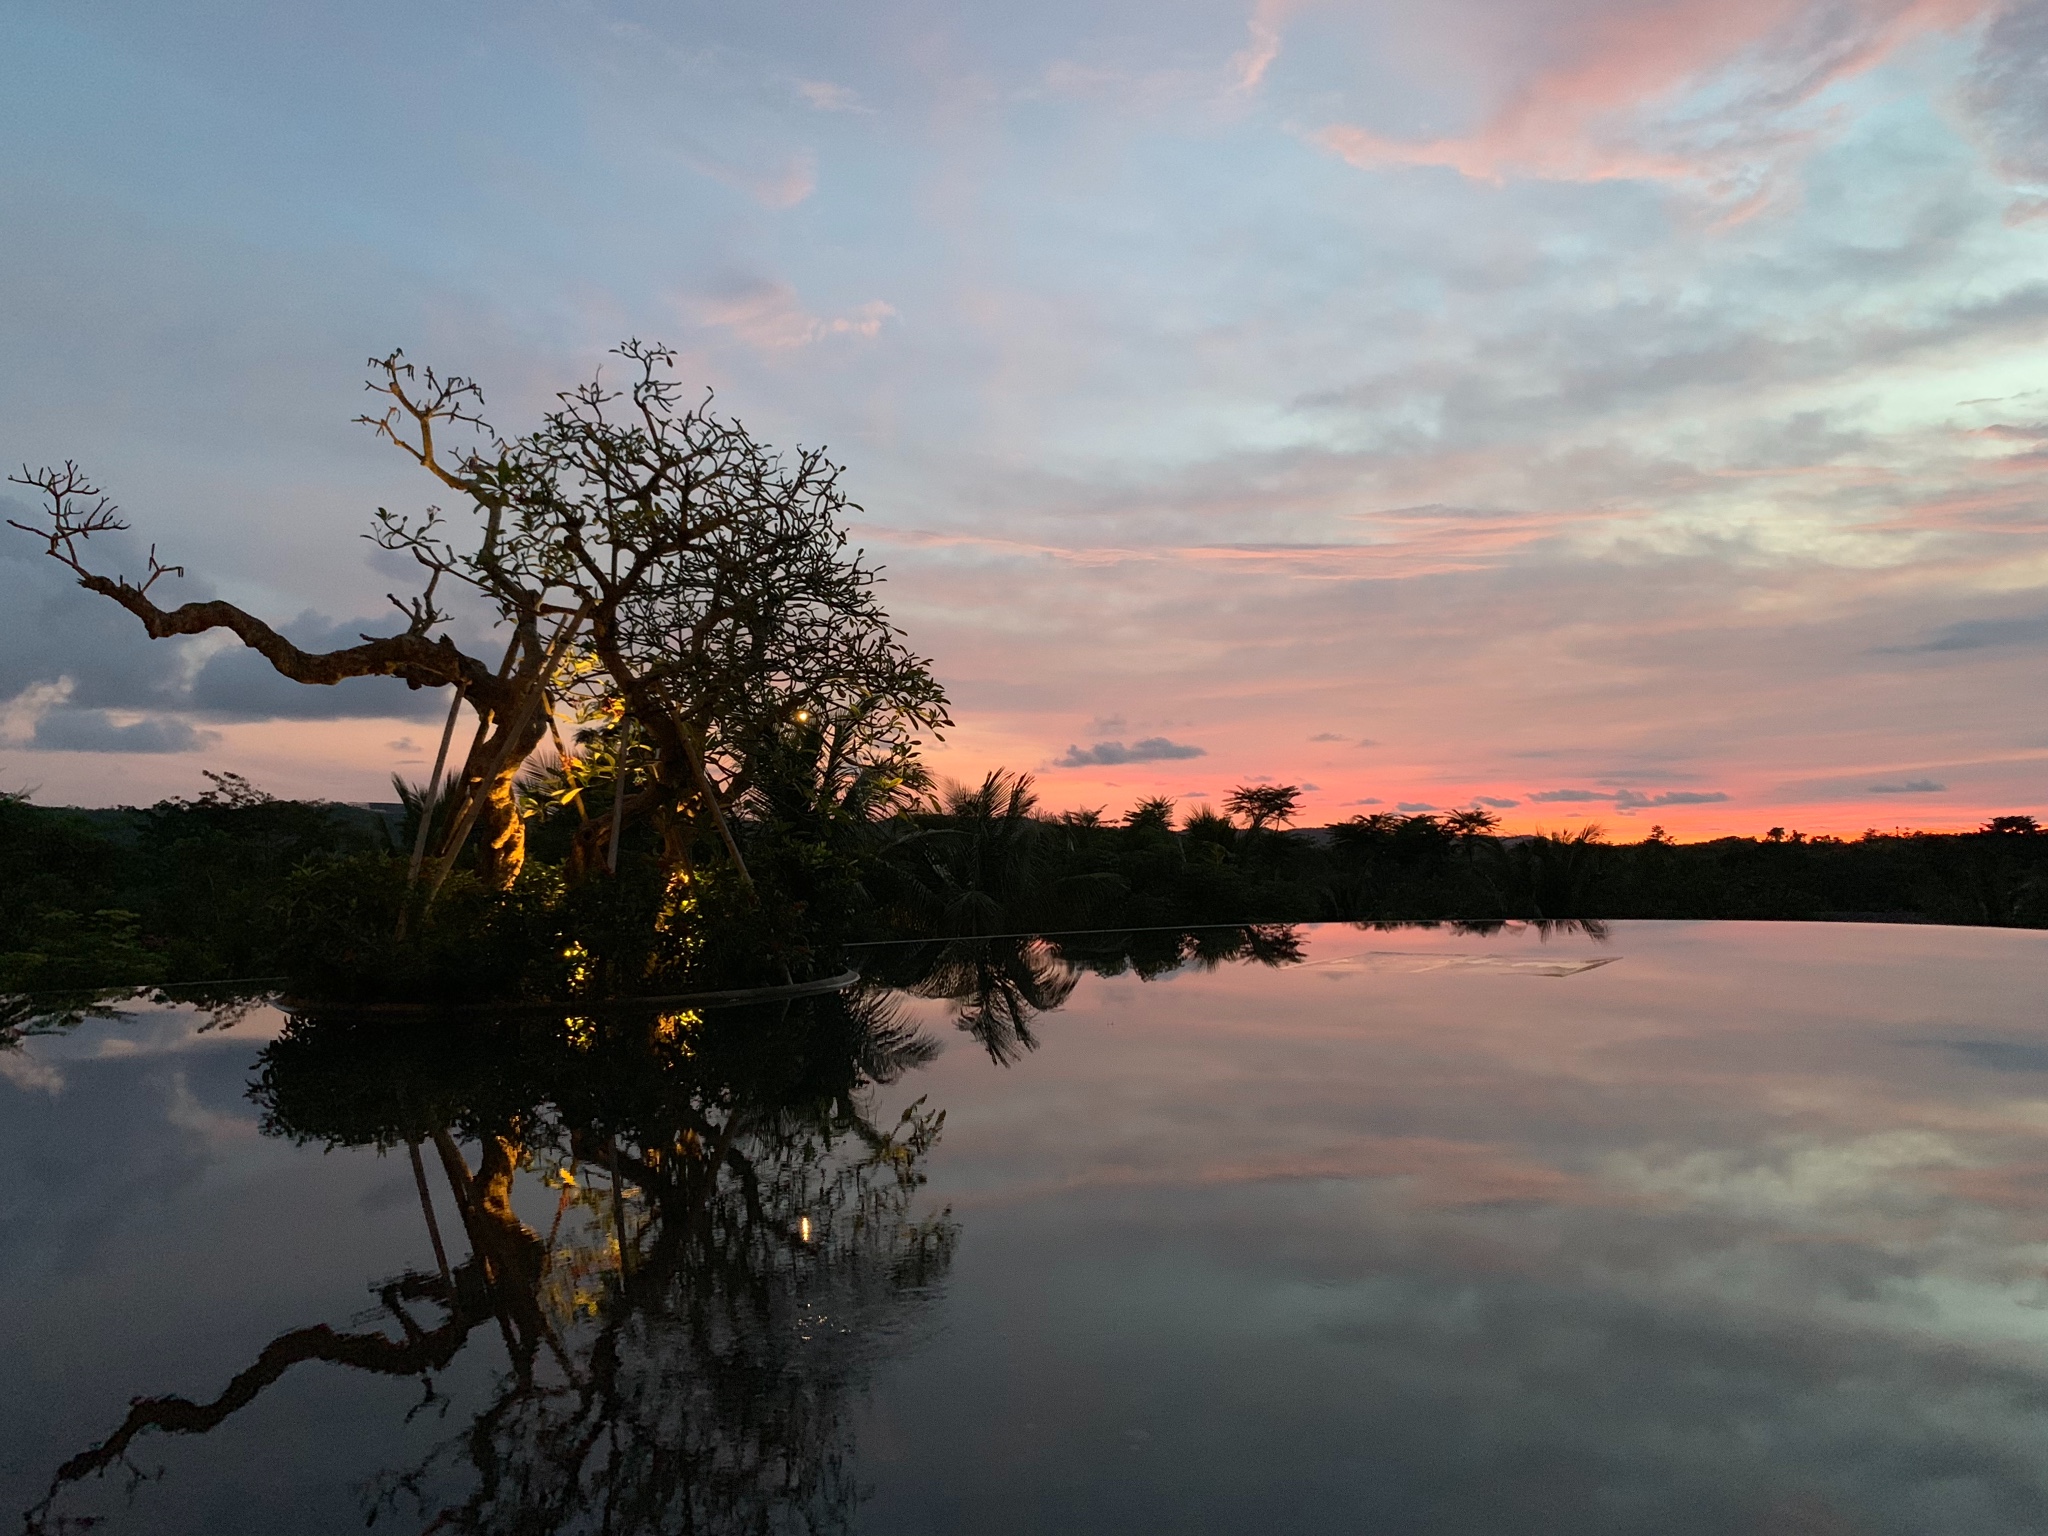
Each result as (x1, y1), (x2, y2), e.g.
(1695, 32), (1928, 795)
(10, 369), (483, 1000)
(5, 769), (2044, 1008)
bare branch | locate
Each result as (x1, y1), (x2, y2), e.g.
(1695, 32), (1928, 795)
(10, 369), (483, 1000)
(8, 462), (135, 575)
(355, 349), (496, 495)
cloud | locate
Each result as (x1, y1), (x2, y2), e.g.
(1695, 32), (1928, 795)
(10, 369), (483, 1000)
(1870, 778), (1948, 793)
(3, 513), (446, 730)
(1473, 796), (1521, 808)
(1228, 0), (1292, 93)
(1964, 0), (2048, 190)
(6, 0), (2048, 820)
(1614, 789), (1732, 808)
(680, 147), (817, 209)
(794, 79), (869, 114)
(186, 613), (449, 721)
(0, 513), (204, 713)
(1531, 787), (1731, 810)
(1881, 613), (2048, 652)
(1309, 0), (1988, 205)
(1055, 737), (1207, 767)
(1301, 782), (1321, 790)
(188, 659), (445, 721)
(1941, 1038), (2048, 1073)
(689, 280), (897, 351)
(1342, 797), (1384, 806)
(0, 677), (213, 754)
(1309, 732), (1346, 741)
(0, 1051), (64, 1095)
(1397, 801), (1439, 812)
(31, 709), (217, 754)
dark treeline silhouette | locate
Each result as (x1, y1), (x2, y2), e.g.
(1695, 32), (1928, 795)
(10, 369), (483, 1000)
(0, 773), (381, 996)
(7, 771), (2047, 1006)
(1024, 797), (2048, 927)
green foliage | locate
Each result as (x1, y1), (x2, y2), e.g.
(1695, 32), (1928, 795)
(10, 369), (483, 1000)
(0, 908), (166, 993)
(0, 777), (381, 991)
(130, 775), (388, 977)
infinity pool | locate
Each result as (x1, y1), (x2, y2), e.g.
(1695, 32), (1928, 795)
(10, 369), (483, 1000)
(8, 921), (2048, 1533)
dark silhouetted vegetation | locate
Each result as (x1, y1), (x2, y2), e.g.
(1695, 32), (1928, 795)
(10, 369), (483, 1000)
(7, 768), (2045, 1011)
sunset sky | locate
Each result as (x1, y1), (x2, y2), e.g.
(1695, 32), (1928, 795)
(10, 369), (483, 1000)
(3, 0), (2045, 835)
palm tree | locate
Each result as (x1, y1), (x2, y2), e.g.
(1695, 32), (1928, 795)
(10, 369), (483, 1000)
(1482, 824), (1608, 918)
(880, 771), (1044, 936)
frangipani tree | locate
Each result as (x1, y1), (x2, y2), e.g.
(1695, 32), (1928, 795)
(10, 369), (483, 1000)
(10, 342), (948, 901)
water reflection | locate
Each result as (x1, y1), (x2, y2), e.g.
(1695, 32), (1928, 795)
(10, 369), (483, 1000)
(28, 921), (2048, 1534)
(18, 923), (1298, 1534)
(28, 991), (953, 1535)
(863, 923), (1310, 1062)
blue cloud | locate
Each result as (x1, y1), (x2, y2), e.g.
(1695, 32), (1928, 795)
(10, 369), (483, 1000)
(1882, 615), (2048, 653)
(1615, 789), (1730, 808)
(1055, 737), (1206, 767)
(1870, 779), (1946, 794)
(30, 710), (218, 754)
(1472, 796), (1520, 808)
(1530, 787), (1728, 809)
(186, 612), (450, 721)
(1396, 801), (1438, 812)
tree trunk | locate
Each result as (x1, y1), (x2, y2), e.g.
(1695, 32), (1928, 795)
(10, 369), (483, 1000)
(473, 756), (530, 890)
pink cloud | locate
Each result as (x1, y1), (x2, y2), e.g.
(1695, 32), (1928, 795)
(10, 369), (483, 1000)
(793, 78), (869, 114)
(1312, 0), (1990, 195)
(858, 501), (1619, 581)
(687, 284), (898, 352)
(679, 147), (818, 209)
(1230, 0), (1301, 93)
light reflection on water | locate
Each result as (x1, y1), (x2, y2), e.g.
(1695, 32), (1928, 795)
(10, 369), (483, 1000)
(7, 920), (2048, 1534)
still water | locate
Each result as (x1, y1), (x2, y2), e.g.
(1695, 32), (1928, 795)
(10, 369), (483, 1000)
(7, 920), (2048, 1533)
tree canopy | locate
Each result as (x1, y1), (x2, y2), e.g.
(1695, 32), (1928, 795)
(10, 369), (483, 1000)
(1224, 783), (1301, 831)
(10, 342), (947, 898)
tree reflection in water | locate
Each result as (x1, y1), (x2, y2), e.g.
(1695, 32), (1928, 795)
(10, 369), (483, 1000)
(21, 922), (1311, 1534)
(866, 923), (1308, 1064)
(28, 988), (953, 1536)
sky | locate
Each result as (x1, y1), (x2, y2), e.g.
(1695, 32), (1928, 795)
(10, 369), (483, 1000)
(1, 0), (2044, 836)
